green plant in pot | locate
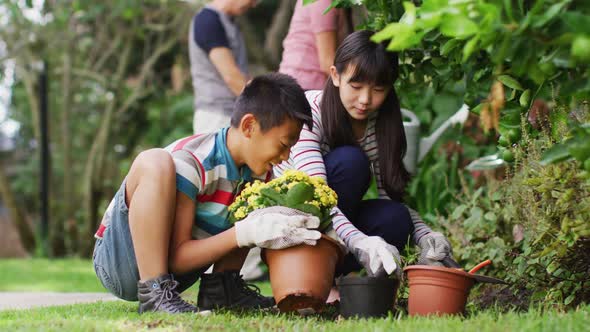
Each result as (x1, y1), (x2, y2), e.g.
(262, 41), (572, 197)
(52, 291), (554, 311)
(229, 170), (337, 231)
(229, 170), (345, 313)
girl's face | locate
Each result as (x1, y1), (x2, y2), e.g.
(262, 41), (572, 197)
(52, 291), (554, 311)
(330, 65), (390, 122)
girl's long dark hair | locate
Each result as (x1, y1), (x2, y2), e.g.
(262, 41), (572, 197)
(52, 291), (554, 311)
(321, 30), (410, 201)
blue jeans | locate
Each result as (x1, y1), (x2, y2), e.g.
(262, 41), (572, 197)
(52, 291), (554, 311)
(92, 180), (208, 301)
(324, 146), (414, 276)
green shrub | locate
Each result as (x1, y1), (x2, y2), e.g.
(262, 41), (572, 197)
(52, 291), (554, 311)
(435, 122), (590, 309)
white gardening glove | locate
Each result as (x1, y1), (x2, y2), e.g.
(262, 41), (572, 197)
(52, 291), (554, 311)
(351, 236), (401, 279)
(234, 206), (322, 249)
(417, 232), (452, 266)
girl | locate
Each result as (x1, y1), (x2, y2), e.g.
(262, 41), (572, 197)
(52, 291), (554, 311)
(275, 30), (452, 277)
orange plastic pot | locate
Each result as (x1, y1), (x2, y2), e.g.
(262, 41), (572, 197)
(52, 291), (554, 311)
(261, 235), (343, 313)
(404, 265), (475, 316)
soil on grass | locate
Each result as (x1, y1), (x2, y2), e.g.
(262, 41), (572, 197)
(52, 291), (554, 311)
(472, 284), (531, 312)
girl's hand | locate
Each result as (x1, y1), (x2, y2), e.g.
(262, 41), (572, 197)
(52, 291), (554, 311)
(352, 236), (402, 279)
(417, 232), (452, 266)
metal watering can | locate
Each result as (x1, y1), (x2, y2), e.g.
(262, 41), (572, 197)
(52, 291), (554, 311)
(402, 104), (470, 174)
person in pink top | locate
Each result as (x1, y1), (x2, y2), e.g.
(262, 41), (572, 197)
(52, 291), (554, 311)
(279, 0), (350, 90)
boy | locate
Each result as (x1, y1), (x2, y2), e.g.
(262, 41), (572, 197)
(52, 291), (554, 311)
(190, 0), (264, 282)
(92, 73), (319, 314)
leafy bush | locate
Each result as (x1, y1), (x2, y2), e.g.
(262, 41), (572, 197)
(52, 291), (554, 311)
(329, 0), (589, 165)
(435, 122), (590, 308)
(542, 120), (590, 172)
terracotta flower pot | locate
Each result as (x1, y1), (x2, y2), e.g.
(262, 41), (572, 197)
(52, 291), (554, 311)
(261, 235), (343, 313)
(404, 265), (475, 316)
(337, 276), (399, 318)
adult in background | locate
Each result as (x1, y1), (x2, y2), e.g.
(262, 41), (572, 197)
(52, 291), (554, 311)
(279, 0), (351, 90)
(189, 0), (264, 281)
(189, 0), (257, 134)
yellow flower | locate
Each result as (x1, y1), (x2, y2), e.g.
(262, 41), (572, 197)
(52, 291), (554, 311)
(247, 195), (260, 205)
(230, 169), (339, 224)
(234, 206), (248, 220)
(308, 200), (321, 208)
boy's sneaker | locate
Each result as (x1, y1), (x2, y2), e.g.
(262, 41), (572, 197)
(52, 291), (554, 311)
(138, 274), (205, 314)
(197, 270), (275, 310)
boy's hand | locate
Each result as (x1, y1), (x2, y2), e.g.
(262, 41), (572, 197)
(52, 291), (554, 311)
(352, 236), (402, 279)
(234, 207), (322, 249)
(417, 232), (452, 266)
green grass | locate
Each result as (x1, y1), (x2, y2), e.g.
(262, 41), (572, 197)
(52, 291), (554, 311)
(0, 258), (272, 295)
(0, 302), (588, 332)
(0, 259), (588, 331)
(0, 259), (105, 292)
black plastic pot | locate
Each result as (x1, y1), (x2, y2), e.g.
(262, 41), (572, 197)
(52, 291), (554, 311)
(336, 276), (399, 318)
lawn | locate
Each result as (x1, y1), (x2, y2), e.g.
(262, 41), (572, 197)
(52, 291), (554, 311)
(0, 259), (588, 331)
(0, 259), (106, 293)
(0, 258), (272, 295)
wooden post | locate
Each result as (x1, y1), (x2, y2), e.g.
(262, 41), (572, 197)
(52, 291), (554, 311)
(39, 60), (50, 255)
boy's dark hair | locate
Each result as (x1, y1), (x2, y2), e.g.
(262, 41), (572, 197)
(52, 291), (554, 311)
(321, 30), (410, 201)
(231, 73), (313, 132)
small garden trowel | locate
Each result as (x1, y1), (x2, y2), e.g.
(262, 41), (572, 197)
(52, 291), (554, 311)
(441, 257), (508, 285)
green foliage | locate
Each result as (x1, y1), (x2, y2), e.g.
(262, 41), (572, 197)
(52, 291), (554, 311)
(139, 93), (194, 148)
(285, 182), (315, 206)
(435, 130), (590, 308)
(541, 121), (590, 173)
(2, 1), (195, 255)
(333, 0), (589, 163)
(405, 149), (461, 220)
(397, 82), (470, 217)
(403, 116), (495, 219)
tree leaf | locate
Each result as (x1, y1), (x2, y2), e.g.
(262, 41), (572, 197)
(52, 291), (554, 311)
(441, 39), (460, 56)
(470, 206), (484, 221)
(451, 204), (467, 219)
(387, 30), (424, 51)
(561, 12), (590, 35)
(566, 137), (590, 162)
(532, 1), (571, 28)
(564, 294), (576, 305)
(372, 23), (404, 43)
(440, 14), (478, 39)
(540, 144), (572, 165)
(400, 1), (416, 24)
(497, 75), (524, 90)
(462, 36), (479, 61)
(519, 89), (531, 107)
(484, 211), (497, 222)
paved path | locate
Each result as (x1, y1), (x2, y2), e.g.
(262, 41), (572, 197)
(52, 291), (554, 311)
(0, 292), (119, 311)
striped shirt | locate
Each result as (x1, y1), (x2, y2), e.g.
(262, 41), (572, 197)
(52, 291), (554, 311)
(95, 127), (270, 240)
(274, 90), (431, 248)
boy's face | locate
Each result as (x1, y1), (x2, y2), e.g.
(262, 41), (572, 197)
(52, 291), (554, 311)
(243, 116), (302, 176)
